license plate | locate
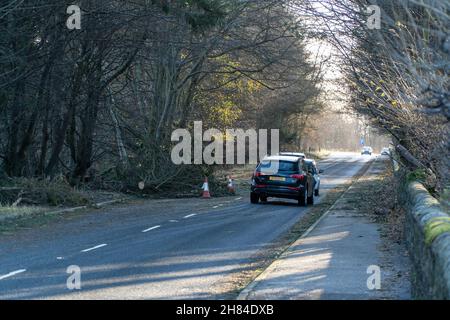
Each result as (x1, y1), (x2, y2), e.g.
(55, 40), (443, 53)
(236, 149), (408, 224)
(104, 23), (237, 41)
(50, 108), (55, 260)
(270, 177), (286, 182)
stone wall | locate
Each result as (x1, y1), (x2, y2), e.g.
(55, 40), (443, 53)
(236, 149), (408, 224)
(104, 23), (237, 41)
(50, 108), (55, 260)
(403, 181), (450, 299)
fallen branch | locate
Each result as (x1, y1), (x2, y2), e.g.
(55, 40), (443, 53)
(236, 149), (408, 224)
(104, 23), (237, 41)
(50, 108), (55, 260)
(396, 144), (426, 170)
(12, 190), (24, 207)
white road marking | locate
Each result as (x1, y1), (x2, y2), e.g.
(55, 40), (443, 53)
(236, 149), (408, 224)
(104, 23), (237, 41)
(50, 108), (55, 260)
(213, 206), (219, 209)
(0, 269), (27, 281)
(169, 220), (179, 223)
(142, 225), (161, 233)
(81, 244), (107, 253)
(183, 214), (197, 219)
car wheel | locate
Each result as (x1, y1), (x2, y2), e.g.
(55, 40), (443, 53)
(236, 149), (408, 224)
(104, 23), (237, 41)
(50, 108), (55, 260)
(250, 192), (259, 204)
(260, 195), (268, 203)
(298, 187), (307, 207)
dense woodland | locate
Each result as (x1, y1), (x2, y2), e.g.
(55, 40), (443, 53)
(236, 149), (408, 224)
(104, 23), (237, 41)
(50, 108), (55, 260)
(0, 0), (324, 192)
(0, 0), (448, 197)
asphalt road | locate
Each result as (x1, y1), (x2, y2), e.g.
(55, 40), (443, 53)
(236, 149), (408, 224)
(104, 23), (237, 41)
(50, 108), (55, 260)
(0, 153), (373, 300)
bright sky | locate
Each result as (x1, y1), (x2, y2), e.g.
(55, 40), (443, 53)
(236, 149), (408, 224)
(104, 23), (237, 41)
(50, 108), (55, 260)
(306, 39), (349, 111)
(298, 0), (354, 111)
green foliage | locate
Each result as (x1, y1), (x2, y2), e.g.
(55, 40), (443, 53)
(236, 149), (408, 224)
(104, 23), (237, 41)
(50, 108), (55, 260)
(407, 169), (427, 183)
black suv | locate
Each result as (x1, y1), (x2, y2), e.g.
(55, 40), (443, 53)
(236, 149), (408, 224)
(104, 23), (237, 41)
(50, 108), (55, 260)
(250, 156), (315, 206)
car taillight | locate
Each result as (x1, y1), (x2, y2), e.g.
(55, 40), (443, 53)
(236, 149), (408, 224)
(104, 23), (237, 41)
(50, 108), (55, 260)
(290, 174), (305, 180)
(255, 172), (263, 177)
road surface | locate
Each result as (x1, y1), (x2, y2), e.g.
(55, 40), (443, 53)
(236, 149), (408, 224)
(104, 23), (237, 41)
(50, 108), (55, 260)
(0, 153), (373, 299)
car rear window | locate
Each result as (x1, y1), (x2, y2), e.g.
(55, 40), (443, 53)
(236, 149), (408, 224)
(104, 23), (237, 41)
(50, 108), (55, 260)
(259, 160), (299, 174)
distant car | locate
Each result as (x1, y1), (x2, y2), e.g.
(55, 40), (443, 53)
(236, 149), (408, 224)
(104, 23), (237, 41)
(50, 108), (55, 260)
(303, 159), (324, 197)
(278, 152), (306, 159)
(361, 147), (373, 156)
(251, 156), (315, 206)
(381, 148), (391, 156)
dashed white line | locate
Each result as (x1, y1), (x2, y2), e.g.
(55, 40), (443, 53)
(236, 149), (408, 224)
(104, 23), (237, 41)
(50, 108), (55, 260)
(169, 220), (179, 223)
(183, 214), (197, 219)
(0, 269), (27, 281)
(81, 244), (108, 253)
(142, 225), (161, 233)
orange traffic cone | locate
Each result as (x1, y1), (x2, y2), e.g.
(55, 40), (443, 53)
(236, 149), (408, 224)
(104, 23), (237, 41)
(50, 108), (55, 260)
(227, 176), (236, 194)
(202, 177), (211, 198)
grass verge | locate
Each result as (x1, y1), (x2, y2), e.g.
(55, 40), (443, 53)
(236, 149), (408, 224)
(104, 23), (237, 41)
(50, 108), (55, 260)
(0, 177), (127, 234)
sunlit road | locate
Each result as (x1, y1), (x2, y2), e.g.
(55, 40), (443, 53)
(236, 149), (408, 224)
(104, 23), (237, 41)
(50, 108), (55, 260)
(0, 153), (373, 300)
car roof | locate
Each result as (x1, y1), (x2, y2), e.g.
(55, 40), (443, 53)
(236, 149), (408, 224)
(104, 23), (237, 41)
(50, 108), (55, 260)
(262, 155), (301, 162)
(303, 159), (316, 164)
